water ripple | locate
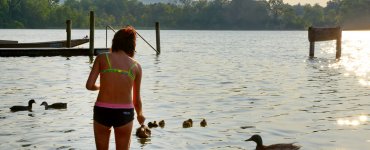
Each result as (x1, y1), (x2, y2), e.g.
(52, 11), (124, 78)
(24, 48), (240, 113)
(0, 30), (369, 149)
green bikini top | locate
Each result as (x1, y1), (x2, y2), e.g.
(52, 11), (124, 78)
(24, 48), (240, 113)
(100, 53), (137, 80)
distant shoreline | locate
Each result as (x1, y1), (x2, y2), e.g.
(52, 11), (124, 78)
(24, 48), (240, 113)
(2, 28), (369, 31)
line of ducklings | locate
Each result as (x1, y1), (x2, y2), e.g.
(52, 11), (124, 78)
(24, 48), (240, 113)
(137, 122), (301, 150)
(183, 118), (207, 128)
(147, 120), (165, 128)
(136, 118), (207, 138)
(9, 99), (67, 112)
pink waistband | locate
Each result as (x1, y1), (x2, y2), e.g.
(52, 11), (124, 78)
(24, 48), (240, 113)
(95, 101), (134, 109)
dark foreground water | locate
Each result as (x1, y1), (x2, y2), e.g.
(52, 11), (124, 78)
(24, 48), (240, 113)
(0, 29), (369, 149)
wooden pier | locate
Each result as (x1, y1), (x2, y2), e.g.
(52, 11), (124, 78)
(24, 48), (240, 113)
(0, 11), (160, 58)
(0, 48), (108, 57)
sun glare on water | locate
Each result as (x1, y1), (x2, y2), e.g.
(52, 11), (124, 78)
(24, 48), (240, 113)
(330, 31), (370, 87)
(337, 115), (369, 126)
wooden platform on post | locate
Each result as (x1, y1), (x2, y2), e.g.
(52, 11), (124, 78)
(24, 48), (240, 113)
(308, 26), (342, 59)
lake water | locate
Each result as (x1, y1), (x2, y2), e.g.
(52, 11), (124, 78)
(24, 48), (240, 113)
(0, 29), (369, 150)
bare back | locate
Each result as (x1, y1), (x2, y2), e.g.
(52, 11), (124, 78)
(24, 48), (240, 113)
(86, 51), (141, 105)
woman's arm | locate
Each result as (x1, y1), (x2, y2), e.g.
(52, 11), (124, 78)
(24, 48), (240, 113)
(133, 63), (145, 125)
(86, 55), (101, 91)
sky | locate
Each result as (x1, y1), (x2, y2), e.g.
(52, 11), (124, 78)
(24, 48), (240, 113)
(284, 0), (329, 6)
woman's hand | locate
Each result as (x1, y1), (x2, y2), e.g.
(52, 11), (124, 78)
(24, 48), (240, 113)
(137, 114), (146, 125)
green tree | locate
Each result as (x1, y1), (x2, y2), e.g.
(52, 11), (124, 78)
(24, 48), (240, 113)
(225, 0), (269, 29)
(302, 4), (325, 27)
(339, 0), (370, 29)
(1, 0), (370, 30)
(21, 0), (52, 28)
(0, 0), (9, 27)
(280, 4), (304, 29)
(267, 0), (285, 28)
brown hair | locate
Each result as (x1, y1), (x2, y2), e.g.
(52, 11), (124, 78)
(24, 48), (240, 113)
(111, 26), (136, 57)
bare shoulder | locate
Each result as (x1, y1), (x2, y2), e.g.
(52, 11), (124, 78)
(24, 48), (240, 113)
(135, 61), (142, 71)
(130, 57), (140, 66)
(95, 53), (109, 63)
(94, 53), (103, 61)
(131, 59), (142, 72)
(96, 53), (108, 59)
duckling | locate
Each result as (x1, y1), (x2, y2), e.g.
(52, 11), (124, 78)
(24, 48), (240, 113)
(10, 99), (36, 112)
(200, 119), (207, 127)
(136, 125), (151, 138)
(182, 119), (193, 128)
(158, 120), (165, 128)
(40, 101), (67, 110)
(148, 121), (158, 128)
(245, 134), (301, 150)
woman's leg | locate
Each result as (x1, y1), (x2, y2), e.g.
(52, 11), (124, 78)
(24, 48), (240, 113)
(114, 121), (133, 150)
(94, 121), (112, 150)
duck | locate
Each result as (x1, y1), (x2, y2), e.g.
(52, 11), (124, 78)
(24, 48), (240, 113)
(10, 99), (36, 112)
(182, 119), (193, 128)
(200, 119), (207, 127)
(245, 134), (301, 150)
(136, 125), (151, 138)
(40, 101), (67, 110)
(148, 121), (158, 128)
(158, 120), (165, 128)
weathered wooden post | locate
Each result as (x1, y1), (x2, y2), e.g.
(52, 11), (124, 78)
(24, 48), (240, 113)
(155, 22), (161, 55)
(308, 26), (342, 59)
(106, 26), (108, 48)
(309, 41), (315, 58)
(336, 30), (342, 59)
(89, 11), (95, 62)
(66, 20), (71, 48)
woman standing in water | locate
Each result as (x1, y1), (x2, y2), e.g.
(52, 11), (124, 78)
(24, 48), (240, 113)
(86, 26), (145, 150)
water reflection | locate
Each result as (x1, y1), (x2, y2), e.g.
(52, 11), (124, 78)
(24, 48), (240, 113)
(330, 31), (370, 87)
(359, 115), (368, 122)
(337, 115), (368, 126)
(1, 30), (369, 149)
(137, 138), (151, 145)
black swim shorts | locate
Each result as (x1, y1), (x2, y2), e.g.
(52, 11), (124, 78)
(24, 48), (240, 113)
(93, 106), (134, 128)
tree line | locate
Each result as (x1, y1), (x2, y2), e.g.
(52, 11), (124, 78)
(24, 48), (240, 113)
(0, 0), (369, 30)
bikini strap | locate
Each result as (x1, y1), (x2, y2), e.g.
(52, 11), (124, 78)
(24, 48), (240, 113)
(128, 62), (137, 80)
(129, 62), (137, 70)
(105, 53), (112, 69)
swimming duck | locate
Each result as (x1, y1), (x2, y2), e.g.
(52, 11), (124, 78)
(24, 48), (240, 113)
(136, 125), (151, 138)
(200, 119), (207, 127)
(10, 99), (36, 112)
(245, 134), (301, 150)
(158, 120), (165, 128)
(183, 119), (193, 128)
(148, 121), (158, 128)
(40, 101), (67, 110)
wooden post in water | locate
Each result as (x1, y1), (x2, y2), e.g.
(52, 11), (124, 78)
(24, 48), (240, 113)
(308, 26), (342, 59)
(155, 22), (161, 55)
(309, 42), (315, 57)
(336, 30), (342, 59)
(89, 11), (95, 62)
(66, 20), (71, 48)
